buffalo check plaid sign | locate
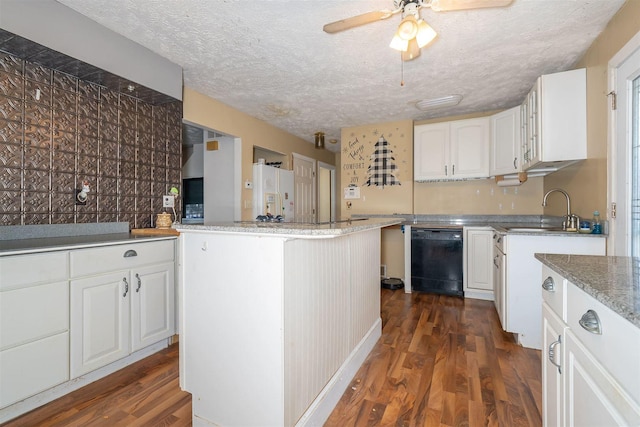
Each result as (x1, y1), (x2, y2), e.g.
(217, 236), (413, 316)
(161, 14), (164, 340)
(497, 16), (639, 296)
(365, 136), (401, 188)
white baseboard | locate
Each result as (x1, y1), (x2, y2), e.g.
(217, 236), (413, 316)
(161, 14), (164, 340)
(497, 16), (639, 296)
(296, 318), (382, 427)
(464, 290), (495, 301)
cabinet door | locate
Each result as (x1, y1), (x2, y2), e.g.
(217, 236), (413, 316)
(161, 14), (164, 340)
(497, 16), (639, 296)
(564, 330), (640, 427)
(414, 123), (449, 180)
(131, 262), (175, 352)
(492, 241), (505, 328)
(490, 106), (521, 176)
(542, 303), (565, 427)
(464, 228), (493, 294)
(70, 271), (130, 378)
(450, 117), (490, 179)
(525, 81), (541, 167)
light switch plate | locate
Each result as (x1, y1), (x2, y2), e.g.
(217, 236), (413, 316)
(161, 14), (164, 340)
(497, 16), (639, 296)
(163, 195), (175, 208)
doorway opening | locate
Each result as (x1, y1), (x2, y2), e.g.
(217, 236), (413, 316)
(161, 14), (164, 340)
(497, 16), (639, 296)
(182, 121), (242, 223)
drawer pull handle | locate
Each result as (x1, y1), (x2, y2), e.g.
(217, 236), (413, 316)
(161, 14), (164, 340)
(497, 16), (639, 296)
(548, 335), (562, 374)
(135, 273), (142, 292)
(542, 276), (555, 292)
(579, 309), (602, 335)
(124, 250), (138, 258)
(123, 277), (129, 297)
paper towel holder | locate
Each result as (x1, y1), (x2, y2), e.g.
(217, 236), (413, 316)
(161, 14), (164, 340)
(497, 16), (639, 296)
(495, 172), (528, 187)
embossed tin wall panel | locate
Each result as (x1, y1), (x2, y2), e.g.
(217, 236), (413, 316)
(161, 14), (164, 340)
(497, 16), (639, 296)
(0, 50), (182, 226)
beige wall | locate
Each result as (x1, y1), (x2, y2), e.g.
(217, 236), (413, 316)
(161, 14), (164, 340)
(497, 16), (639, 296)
(183, 87), (336, 220)
(339, 112), (545, 216)
(544, 0), (640, 220)
(339, 120), (414, 216)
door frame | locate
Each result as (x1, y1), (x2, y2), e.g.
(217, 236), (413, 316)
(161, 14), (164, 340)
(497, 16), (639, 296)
(317, 161), (336, 222)
(182, 120), (242, 222)
(607, 30), (640, 255)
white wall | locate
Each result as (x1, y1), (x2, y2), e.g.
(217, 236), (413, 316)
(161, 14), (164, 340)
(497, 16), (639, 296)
(204, 135), (236, 223)
(0, 0), (182, 99)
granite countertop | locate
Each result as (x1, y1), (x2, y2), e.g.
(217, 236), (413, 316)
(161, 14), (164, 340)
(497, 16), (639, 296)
(360, 214), (607, 237)
(0, 233), (176, 256)
(175, 217), (401, 238)
(0, 222), (177, 256)
(535, 253), (640, 329)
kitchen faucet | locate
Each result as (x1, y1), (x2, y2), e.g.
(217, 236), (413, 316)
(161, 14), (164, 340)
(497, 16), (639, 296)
(542, 188), (579, 231)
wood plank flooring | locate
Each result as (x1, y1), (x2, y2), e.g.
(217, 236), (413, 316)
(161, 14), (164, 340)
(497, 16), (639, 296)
(1, 344), (191, 427)
(2, 289), (541, 427)
(325, 290), (542, 427)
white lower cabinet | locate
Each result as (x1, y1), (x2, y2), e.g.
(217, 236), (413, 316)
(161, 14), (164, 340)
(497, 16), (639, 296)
(70, 271), (130, 377)
(542, 302), (566, 427)
(541, 265), (640, 427)
(463, 227), (494, 300)
(0, 251), (70, 409)
(70, 242), (175, 378)
(564, 329), (639, 426)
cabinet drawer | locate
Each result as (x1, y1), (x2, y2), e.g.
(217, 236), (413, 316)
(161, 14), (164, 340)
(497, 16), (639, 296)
(0, 251), (68, 291)
(0, 281), (69, 351)
(70, 240), (175, 278)
(567, 283), (640, 403)
(0, 332), (69, 408)
(541, 265), (566, 320)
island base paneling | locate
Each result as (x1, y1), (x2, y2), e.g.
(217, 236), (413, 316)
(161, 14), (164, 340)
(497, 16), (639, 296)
(180, 228), (383, 426)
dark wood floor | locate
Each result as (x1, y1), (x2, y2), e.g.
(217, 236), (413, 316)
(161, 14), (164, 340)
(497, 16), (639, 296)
(2, 289), (541, 427)
(325, 290), (542, 427)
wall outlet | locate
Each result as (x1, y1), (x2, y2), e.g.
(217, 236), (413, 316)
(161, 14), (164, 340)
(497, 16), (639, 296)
(163, 195), (175, 208)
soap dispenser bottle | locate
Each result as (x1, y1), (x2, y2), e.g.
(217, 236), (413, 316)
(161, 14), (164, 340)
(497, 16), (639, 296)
(592, 211), (602, 234)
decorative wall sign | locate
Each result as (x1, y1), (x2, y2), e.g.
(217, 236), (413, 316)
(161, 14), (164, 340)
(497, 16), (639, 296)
(365, 136), (400, 188)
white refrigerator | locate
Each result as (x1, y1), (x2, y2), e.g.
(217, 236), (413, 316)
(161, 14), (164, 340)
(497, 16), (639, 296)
(252, 163), (295, 221)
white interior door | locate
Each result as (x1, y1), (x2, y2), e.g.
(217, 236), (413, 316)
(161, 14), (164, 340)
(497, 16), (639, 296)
(317, 161), (335, 223)
(610, 32), (640, 256)
(293, 153), (316, 223)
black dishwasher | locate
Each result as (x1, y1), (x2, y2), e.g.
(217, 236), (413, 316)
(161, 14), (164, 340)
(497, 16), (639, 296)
(411, 228), (464, 296)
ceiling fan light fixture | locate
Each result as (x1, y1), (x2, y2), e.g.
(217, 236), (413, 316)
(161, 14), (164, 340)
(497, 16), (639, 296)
(397, 14), (418, 40)
(415, 19), (437, 48)
(415, 95), (463, 111)
(389, 32), (409, 51)
(402, 38), (421, 61)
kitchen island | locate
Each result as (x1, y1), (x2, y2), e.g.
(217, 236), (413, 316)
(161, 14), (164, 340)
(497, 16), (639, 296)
(176, 218), (400, 427)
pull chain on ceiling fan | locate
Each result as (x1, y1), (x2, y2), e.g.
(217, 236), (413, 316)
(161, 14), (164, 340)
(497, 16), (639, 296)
(323, 0), (513, 61)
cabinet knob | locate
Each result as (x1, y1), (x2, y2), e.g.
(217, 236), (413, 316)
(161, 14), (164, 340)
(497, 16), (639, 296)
(122, 277), (129, 297)
(135, 273), (141, 292)
(579, 309), (602, 335)
(542, 276), (555, 292)
(124, 250), (138, 258)
(513, 157), (518, 170)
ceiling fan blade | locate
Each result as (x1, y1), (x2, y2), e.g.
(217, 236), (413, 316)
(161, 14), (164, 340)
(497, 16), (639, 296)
(323, 10), (398, 34)
(430, 0), (513, 12)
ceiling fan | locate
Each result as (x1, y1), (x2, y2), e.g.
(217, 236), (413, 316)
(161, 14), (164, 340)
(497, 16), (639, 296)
(323, 0), (513, 61)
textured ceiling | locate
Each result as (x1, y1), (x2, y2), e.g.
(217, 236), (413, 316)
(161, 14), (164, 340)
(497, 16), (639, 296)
(56, 0), (626, 152)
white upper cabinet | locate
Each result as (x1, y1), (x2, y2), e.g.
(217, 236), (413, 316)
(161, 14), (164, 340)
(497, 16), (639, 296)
(414, 117), (490, 181)
(490, 106), (521, 176)
(521, 68), (587, 171)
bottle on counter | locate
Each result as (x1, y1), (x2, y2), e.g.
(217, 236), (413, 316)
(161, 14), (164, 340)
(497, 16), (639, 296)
(592, 211), (602, 234)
